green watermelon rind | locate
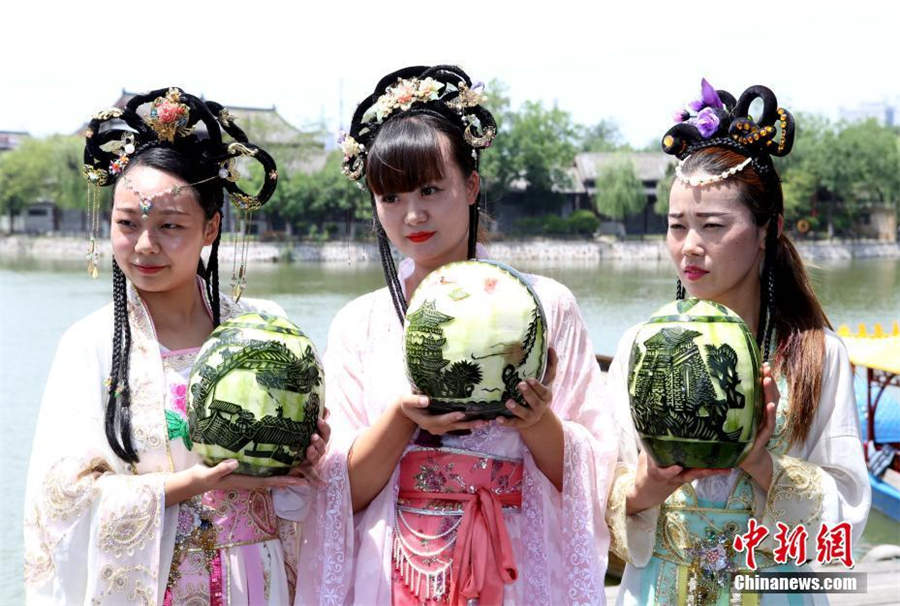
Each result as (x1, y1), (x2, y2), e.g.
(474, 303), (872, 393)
(404, 260), (549, 419)
(187, 312), (323, 476)
(627, 298), (763, 469)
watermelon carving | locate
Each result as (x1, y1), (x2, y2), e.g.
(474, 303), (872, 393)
(187, 312), (323, 476)
(404, 260), (548, 419)
(627, 298), (762, 468)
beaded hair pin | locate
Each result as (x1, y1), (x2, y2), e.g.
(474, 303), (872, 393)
(120, 174), (218, 218)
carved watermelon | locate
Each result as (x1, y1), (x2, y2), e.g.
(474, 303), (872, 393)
(187, 312), (323, 476)
(404, 260), (548, 419)
(627, 299), (762, 468)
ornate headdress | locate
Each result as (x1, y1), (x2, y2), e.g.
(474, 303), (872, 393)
(82, 87), (277, 300)
(663, 79), (796, 362)
(662, 78), (795, 187)
(340, 65), (497, 186)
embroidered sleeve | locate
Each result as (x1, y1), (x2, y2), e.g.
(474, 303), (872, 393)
(756, 334), (870, 553)
(755, 454), (825, 555)
(605, 463), (661, 567)
(521, 280), (618, 603)
(23, 318), (170, 605)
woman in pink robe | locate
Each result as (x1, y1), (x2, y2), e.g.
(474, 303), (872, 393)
(325, 65), (617, 605)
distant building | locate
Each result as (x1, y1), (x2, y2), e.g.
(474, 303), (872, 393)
(0, 130), (29, 153)
(490, 151), (675, 236)
(839, 101), (897, 127)
(573, 151), (673, 235)
(854, 203), (897, 242)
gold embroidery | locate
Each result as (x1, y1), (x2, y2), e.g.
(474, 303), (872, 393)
(764, 454), (825, 527)
(605, 464), (635, 563)
(99, 483), (160, 558)
(94, 564), (156, 605)
(23, 510), (55, 587)
(41, 458), (96, 521)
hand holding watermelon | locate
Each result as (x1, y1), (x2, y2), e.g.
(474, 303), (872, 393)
(164, 459), (311, 506)
(285, 416), (332, 485)
(397, 394), (489, 436)
(737, 363), (780, 490)
(496, 347), (558, 431)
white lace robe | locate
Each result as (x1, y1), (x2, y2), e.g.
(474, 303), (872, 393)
(23, 282), (352, 605)
(325, 267), (618, 605)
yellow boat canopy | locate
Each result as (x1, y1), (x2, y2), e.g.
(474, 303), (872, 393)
(837, 322), (900, 375)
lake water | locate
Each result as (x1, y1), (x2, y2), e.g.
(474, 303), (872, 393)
(2, 256), (898, 602)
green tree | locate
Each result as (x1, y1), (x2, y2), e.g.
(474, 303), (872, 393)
(594, 157), (647, 224)
(279, 151), (368, 237)
(480, 82), (578, 214)
(579, 120), (625, 152)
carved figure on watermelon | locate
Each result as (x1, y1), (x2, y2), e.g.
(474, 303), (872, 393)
(188, 314), (324, 476)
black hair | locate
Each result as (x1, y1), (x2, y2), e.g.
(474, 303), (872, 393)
(344, 66), (495, 325)
(83, 87), (278, 463)
(106, 146), (224, 463)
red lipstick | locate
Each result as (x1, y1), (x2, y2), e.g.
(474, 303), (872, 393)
(683, 265), (708, 281)
(134, 264), (165, 275)
(406, 231), (436, 243)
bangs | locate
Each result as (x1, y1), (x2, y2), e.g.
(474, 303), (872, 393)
(365, 117), (446, 195)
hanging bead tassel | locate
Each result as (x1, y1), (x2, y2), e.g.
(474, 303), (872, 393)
(231, 210), (252, 302)
(86, 184), (101, 278)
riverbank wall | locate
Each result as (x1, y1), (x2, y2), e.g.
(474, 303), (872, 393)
(1, 235), (898, 264)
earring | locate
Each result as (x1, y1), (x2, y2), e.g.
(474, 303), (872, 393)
(675, 279), (686, 300)
(761, 268), (776, 361)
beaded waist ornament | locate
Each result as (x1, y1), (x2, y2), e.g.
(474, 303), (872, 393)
(164, 488), (278, 605)
(392, 446), (522, 605)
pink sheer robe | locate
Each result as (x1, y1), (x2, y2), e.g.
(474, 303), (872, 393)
(324, 264), (617, 605)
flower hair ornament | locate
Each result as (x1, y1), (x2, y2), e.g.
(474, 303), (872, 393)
(81, 87), (277, 300)
(341, 65), (498, 325)
(662, 78), (795, 187)
(664, 79), (796, 363)
(340, 65), (497, 186)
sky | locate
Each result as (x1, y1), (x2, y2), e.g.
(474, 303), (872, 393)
(3, 0), (898, 148)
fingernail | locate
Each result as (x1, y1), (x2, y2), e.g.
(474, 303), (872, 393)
(418, 396), (429, 407)
(518, 382), (529, 392)
(506, 401), (515, 409)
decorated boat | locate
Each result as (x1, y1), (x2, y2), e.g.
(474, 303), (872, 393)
(839, 322), (900, 522)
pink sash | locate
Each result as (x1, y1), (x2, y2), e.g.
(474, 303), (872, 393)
(164, 488), (278, 605)
(393, 447), (523, 605)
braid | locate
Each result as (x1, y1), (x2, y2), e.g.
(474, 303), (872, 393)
(205, 228), (222, 326)
(467, 203), (478, 259)
(106, 261), (138, 463)
(374, 218), (407, 324)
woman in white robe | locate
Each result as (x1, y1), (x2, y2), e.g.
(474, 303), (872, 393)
(604, 80), (870, 605)
(22, 88), (350, 605)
